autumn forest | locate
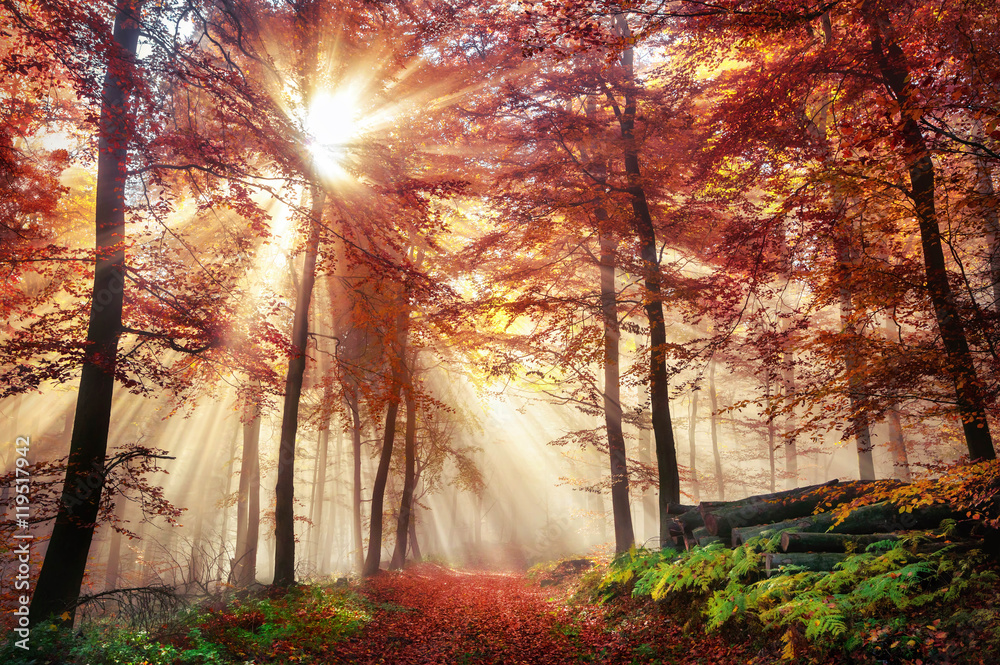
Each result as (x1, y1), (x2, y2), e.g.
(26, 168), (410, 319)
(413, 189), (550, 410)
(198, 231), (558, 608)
(3, 0), (1000, 663)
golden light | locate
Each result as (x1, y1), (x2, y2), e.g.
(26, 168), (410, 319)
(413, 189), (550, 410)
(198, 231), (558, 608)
(306, 88), (365, 180)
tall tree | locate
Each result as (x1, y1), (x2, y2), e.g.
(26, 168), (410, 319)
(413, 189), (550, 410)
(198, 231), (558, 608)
(687, 387), (701, 503)
(390, 357), (418, 569)
(363, 285), (410, 577)
(607, 14), (681, 540)
(708, 359), (724, 500)
(599, 218), (635, 552)
(30, 2), (142, 624)
(234, 384), (261, 586)
(273, 184), (326, 586)
(863, 0), (995, 461)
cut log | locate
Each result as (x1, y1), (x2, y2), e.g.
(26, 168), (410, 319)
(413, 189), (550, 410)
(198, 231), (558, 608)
(780, 532), (899, 553)
(667, 519), (685, 544)
(667, 512), (704, 546)
(702, 479), (850, 541)
(666, 503), (696, 515)
(766, 552), (846, 576)
(683, 528), (723, 550)
(676, 510), (705, 533)
(824, 501), (958, 535)
(913, 539), (981, 555)
(733, 502), (959, 547)
(731, 517), (817, 547)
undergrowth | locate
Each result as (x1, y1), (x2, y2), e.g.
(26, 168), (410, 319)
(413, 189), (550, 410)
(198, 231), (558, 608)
(1, 583), (370, 665)
(596, 539), (1000, 663)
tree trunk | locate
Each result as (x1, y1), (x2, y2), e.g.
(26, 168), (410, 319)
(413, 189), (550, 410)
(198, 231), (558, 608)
(809, 28), (877, 481)
(837, 233), (876, 480)
(217, 428), (237, 582)
(600, 224), (635, 553)
(688, 389), (700, 503)
(30, 5), (141, 625)
(776, 225), (799, 489)
(187, 507), (206, 590)
(883, 288), (911, 479)
(390, 359), (417, 569)
(273, 185), (326, 587)
(245, 427), (260, 586)
(104, 518), (122, 591)
(610, 14), (680, 546)
(474, 490), (482, 546)
(583, 92), (635, 552)
(327, 427), (343, 572)
(972, 118), (1000, 310)
(708, 359), (724, 500)
(364, 391), (400, 576)
(234, 387), (261, 586)
(408, 505), (422, 561)
(363, 293), (410, 577)
(310, 422), (329, 566)
(865, 1), (995, 461)
(638, 386), (658, 542)
(348, 392), (365, 572)
(884, 274), (911, 482)
(766, 380), (777, 493)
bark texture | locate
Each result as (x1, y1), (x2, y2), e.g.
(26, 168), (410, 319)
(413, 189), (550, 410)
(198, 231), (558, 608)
(273, 186), (326, 587)
(865, 0), (995, 461)
(30, 5), (141, 624)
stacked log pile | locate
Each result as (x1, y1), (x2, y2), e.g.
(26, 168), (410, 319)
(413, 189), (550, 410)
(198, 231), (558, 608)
(663, 480), (974, 575)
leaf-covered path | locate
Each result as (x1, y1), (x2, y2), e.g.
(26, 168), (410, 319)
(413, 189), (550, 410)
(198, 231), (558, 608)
(322, 564), (747, 665)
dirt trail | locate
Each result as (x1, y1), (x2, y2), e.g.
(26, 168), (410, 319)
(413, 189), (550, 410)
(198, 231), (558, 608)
(321, 563), (754, 664)
(325, 564), (617, 664)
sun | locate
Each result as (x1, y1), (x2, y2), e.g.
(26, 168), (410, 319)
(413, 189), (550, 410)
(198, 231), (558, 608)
(306, 88), (364, 179)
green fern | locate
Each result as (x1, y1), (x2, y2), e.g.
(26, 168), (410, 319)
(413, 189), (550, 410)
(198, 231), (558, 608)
(853, 561), (932, 610)
(651, 542), (733, 599)
(706, 579), (755, 630)
(729, 543), (764, 580)
(864, 538), (901, 554)
(598, 524), (994, 661)
(597, 546), (679, 601)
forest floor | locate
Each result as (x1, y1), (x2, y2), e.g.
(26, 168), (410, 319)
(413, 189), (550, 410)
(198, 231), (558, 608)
(9, 553), (995, 664)
(320, 563), (760, 664)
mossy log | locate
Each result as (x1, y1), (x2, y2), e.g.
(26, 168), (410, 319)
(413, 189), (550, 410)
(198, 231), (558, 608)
(822, 501), (958, 535)
(779, 531), (899, 553)
(765, 552), (846, 576)
(733, 501), (959, 547)
(668, 509), (705, 542)
(682, 527), (724, 550)
(701, 479), (860, 541)
(731, 517), (818, 547)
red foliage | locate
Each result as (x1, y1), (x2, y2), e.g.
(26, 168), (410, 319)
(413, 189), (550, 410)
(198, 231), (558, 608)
(321, 564), (767, 665)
